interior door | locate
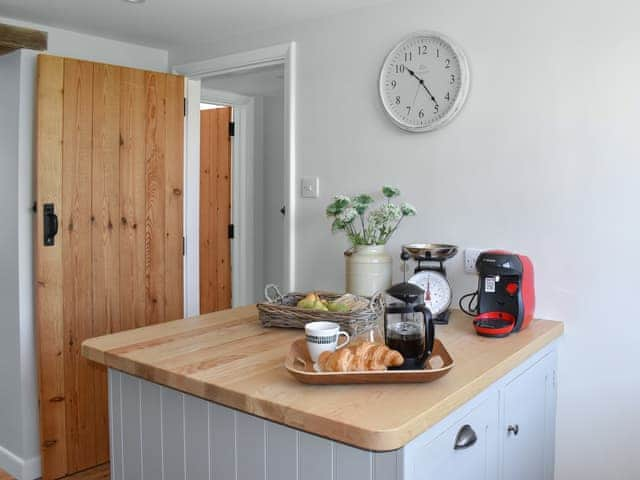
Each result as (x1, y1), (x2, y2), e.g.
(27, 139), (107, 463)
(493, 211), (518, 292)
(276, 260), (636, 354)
(199, 107), (232, 314)
(35, 54), (184, 479)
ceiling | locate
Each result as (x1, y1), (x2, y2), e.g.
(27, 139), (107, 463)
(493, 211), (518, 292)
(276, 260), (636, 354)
(0, 0), (392, 51)
(202, 64), (284, 97)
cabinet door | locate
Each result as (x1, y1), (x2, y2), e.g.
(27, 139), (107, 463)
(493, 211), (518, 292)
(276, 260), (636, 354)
(409, 393), (499, 480)
(502, 354), (556, 480)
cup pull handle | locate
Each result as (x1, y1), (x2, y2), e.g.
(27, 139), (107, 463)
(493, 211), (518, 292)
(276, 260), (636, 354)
(454, 424), (477, 450)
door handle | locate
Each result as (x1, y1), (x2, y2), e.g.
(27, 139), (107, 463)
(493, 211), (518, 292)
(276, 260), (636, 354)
(280, 205), (286, 216)
(454, 424), (477, 450)
(43, 203), (59, 247)
(507, 424), (519, 436)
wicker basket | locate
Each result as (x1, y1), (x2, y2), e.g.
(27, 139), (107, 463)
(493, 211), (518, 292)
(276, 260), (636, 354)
(258, 285), (384, 336)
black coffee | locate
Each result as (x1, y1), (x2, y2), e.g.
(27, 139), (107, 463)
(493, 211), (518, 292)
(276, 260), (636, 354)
(386, 322), (425, 360)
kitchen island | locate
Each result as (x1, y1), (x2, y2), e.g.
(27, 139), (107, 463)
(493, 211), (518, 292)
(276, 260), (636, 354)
(82, 307), (563, 480)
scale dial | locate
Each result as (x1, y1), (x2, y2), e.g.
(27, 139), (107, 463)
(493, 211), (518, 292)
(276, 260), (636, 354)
(409, 270), (452, 316)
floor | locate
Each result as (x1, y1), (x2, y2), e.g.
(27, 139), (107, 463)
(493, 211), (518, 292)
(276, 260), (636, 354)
(0, 463), (109, 480)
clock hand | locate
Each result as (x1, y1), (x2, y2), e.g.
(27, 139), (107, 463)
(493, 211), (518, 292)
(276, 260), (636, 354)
(406, 67), (439, 107)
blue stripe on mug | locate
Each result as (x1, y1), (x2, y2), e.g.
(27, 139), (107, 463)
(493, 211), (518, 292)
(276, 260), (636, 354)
(306, 334), (337, 344)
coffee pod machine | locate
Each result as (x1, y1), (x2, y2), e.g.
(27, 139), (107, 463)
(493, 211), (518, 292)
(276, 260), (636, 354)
(460, 250), (536, 338)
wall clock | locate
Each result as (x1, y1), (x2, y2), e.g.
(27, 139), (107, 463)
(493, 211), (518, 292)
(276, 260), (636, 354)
(379, 31), (470, 132)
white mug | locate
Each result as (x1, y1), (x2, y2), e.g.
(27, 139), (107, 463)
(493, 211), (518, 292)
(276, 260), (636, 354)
(305, 321), (350, 363)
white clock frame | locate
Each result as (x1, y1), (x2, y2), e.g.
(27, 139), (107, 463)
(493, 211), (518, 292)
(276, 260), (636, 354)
(379, 31), (471, 133)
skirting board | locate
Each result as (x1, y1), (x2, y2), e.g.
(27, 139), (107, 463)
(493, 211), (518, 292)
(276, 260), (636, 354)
(0, 444), (40, 480)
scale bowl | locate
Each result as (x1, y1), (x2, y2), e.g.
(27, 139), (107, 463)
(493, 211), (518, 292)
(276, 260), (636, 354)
(403, 243), (458, 261)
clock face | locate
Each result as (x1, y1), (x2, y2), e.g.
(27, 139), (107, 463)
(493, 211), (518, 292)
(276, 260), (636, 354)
(409, 270), (452, 316)
(379, 32), (470, 132)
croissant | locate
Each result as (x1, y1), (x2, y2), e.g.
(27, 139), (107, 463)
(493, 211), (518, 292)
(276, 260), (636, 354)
(317, 342), (404, 372)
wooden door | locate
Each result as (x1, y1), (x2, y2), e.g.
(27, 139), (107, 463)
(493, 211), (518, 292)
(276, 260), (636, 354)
(35, 54), (184, 479)
(199, 107), (232, 314)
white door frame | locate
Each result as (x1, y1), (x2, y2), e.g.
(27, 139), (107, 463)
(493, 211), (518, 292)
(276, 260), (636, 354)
(174, 42), (296, 316)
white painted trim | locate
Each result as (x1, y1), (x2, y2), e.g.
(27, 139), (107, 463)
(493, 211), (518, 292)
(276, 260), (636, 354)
(0, 443), (41, 480)
(184, 78), (201, 318)
(175, 42), (296, 297)
(201, 87), (251, 106)
(172, 44), (291, 78)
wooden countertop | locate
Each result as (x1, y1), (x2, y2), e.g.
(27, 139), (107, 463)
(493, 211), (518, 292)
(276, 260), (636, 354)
(82, 307), (563, 451)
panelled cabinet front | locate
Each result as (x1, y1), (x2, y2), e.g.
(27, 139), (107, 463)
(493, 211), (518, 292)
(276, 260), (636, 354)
(501, 353), (557, 480)
(108, 344), (558, 480)
(407, 394), (499, 480)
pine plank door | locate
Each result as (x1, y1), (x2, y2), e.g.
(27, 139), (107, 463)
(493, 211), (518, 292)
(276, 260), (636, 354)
(35, 54), (184, 479)
(199, 107), (232, 314)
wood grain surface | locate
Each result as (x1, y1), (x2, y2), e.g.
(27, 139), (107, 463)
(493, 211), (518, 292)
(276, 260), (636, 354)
(36, 54), (184, 479)
(82, 308), (563, 451)
(199, 107), (232, 314)
(36, 54), (67, 480)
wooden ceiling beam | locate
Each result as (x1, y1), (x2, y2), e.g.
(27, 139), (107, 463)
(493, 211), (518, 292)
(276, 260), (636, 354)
(0, 23), (47, 55)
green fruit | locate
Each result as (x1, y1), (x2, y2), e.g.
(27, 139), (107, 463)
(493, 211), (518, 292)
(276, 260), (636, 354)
(297, 298), (315, 309)
(312, 300), (329, 311)
(328, 302), (349, 313)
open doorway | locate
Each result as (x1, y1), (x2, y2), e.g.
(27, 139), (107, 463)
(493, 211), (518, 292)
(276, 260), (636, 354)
(201, 66), (286, 314)
(176, 42), (296, 317)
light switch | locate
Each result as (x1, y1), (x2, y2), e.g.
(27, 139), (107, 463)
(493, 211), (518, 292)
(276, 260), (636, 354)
(301, 177), (319, 198)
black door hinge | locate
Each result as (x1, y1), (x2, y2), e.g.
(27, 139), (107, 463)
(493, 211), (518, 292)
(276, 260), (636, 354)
(229, 121), (235, 137)
(182, 236), (185, 256)
(32, 201), (37, 213)
(183, 98), (187, 117)
(228, 224), (235, 239)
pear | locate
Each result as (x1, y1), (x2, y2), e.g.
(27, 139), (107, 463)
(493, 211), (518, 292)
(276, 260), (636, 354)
(312, 299), (329, 311)
(297, 292), (318, 309)
(328, 301), (350, 313)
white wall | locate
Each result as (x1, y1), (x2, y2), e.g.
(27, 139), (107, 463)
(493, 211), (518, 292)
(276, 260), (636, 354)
(262, 94), (285, 289)
(0, 16), (168, 480)
(170, 0), (640, 478)
(0, 16), (168, 71)
(0, 50), (24, 473)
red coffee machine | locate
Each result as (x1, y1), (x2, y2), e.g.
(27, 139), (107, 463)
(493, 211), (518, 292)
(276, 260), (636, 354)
(460, 251), (535, 337)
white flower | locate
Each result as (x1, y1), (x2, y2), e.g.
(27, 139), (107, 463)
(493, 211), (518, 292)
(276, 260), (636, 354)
(337, 207), (358, 224)
(401, 202), (417, 216)
(369, 203), (402, 226)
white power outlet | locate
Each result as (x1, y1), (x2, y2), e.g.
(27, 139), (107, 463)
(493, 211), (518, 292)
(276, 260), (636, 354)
(464, 248), (483, 274)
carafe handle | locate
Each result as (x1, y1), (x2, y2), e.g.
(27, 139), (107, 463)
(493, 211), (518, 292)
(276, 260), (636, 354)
(418, 305), (435, 361)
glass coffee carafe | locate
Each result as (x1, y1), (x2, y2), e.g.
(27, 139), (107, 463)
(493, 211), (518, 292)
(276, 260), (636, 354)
(384, 282), (435, 370)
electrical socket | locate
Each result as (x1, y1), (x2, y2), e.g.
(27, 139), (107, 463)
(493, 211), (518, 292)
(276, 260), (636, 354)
(464, 248), (483, 274)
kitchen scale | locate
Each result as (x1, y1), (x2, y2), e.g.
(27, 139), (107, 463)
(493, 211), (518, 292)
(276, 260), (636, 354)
(401, 243), (458, 325)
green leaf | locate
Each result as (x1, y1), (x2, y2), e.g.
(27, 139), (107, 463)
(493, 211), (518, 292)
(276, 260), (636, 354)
(332, 218), (346, 232)
(382, 185), (401, 198)
(353, 194), (374, 205)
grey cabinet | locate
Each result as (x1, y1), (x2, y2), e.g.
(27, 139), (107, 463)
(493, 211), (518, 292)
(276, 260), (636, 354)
(108, 341), (558, 480)
(404, 346), (558, 480)
(408, 393), (499, 480)
(501, 353), (557, 480)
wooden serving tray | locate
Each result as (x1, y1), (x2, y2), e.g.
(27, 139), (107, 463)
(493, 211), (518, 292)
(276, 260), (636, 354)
(285, 338), (454, 385)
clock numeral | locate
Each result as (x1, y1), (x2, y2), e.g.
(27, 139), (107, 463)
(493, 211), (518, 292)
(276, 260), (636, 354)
(390, 80), (397, 89)
(418, 45), (427, 55)
(444, 92), (450, 101)
(404, 51), (413, 62)
(418, 109), (425, 119)
(433, 104), (439, 114)
(449, 74), (456, 84)
(395, 64), (405, 74)
(436, 48), (440, 58)
(445, 58), (451, 69)
(395, 96), (401, 105)
(406, 106), (411, 114)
